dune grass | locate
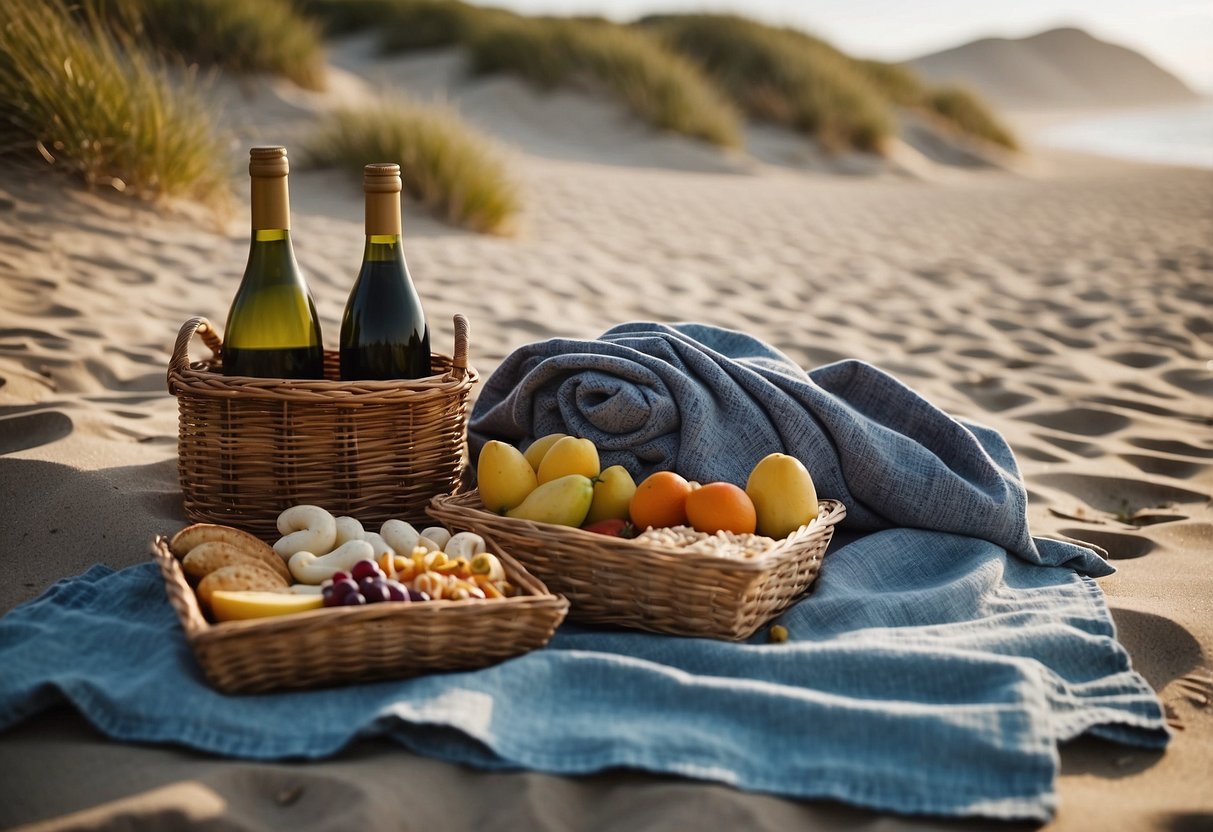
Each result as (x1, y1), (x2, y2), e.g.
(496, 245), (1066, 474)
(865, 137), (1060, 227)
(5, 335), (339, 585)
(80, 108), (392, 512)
(643, 14), (894, 153)
(300, 0), (741, 148)
(0, 1), (230, 205)
(857, 60), (1019, 150)
(924, 86), (1019, 151)
(466, 17), (742, 147)
(303, 97), (520, 234)
(119, 0), (328, 90)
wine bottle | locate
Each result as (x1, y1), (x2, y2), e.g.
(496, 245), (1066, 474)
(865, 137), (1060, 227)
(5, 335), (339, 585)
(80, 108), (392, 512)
(222, 146), (325, 379)
(340, 163), (431, 380)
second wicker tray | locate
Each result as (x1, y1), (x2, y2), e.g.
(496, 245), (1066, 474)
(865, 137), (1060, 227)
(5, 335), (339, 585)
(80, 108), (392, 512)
(152, 533), (569, 694)
(427, 492), (846, 640)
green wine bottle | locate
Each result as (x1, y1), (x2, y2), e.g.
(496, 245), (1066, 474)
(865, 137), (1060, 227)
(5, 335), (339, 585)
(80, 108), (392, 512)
(340, 163), (431, 380)
(222, 146), (325, 379)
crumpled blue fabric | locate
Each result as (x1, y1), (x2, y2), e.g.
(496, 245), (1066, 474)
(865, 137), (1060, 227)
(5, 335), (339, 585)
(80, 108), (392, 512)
(0, 322), (1168, 821)
(467, 321), (1108, 575)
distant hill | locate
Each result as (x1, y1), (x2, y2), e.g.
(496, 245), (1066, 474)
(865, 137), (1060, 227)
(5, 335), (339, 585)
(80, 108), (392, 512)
(909, 27), (1199, 110)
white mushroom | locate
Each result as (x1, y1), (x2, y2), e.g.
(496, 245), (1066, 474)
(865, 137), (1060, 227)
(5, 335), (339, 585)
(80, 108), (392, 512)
(288, 539), (375, 584)
(274, 505), (337, 558)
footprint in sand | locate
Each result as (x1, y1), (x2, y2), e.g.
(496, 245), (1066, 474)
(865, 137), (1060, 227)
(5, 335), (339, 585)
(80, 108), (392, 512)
(0, 410), (72, 455)
(1057, 527), (1155, 559)
(1106, 350), (1170, 369)
(1020, 407), (1130, 436)
(1126, 437), (1213, 459)
(1119, 453), (1207, 479)
(1032, 472), (1208, 518)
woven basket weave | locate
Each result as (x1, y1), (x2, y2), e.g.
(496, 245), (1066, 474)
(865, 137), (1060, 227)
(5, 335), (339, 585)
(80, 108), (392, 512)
(152, 534), (568, 694)
(428, 493), (846, 640)
(168, 315), (477, 539)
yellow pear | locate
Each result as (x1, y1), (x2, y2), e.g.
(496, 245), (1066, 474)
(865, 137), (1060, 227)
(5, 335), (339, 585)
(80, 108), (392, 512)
(506, 474), (594, 527)
(536, 436), (600, 484)
(584, 465), (637, 525)
(210, 590), (323, 622)
(745, 453), (819, 539)
(523, 433), (569, 472)
(478, 440), (539, 513)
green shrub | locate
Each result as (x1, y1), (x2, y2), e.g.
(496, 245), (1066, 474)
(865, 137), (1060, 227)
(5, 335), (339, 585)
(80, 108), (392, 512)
(644, 14), (893, 153)
(303, 97), (520, 234)
(926, 86), (1019, 150)
(0, 2), (230, 205)
(130, 0), (327, 90)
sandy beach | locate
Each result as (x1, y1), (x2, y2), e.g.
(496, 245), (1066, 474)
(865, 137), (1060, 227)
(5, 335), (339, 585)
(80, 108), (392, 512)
(1, 40), (1211, 831)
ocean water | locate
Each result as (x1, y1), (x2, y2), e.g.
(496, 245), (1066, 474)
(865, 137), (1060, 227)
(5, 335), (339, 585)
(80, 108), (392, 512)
(1033, 100), (1213, 169)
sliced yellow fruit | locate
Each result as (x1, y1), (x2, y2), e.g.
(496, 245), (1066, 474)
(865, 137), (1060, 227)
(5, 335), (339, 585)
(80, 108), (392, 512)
(210, 589), (324, 622)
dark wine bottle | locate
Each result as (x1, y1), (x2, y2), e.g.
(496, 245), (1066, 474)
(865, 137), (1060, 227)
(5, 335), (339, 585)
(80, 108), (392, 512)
(340, 163), (431, 380)
(223, 146), (325, 379)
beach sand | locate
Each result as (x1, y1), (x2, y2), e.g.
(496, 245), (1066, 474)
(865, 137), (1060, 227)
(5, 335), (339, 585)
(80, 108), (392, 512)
(0, 51), (1210, 831)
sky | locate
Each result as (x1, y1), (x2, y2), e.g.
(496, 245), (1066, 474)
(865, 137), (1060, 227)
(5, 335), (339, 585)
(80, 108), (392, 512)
(479, 0), (1213, 93)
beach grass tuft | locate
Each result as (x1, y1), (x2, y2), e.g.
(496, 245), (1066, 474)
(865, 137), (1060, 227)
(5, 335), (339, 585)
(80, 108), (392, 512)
(303, 97), (520, 234)
(0, 1), (230, 205)
(465, 16), (742, 147)
(125, 0), (328, 90)
(925, 86), (1020, 150)
(301, 0), (741, 148)
(643, 14), (894, 153)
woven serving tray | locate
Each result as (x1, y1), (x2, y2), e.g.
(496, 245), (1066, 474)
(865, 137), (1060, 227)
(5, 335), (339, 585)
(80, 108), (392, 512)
(427, 493), (846, 640)
(152, 534), (569, 694)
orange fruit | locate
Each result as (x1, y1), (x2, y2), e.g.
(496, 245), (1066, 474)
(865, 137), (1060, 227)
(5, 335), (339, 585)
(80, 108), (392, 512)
(629, 471), (693, 530)
(685, 482), (757, 535)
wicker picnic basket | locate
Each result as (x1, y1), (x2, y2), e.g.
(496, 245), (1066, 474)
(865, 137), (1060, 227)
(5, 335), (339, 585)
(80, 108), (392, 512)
(427, 492), (846, 640)
(151, 533), (569, 693)
(167, 315), (478, 540)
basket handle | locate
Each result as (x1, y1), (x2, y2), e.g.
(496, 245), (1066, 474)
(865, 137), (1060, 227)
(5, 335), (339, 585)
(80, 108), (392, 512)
(449, 313), (469, 378)
(168, 317), (223, 392)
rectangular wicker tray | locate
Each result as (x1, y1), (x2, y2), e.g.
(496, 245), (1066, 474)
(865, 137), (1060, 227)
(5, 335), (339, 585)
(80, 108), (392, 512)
(427, 493), (846, 640)
(152, 534), (569, 694)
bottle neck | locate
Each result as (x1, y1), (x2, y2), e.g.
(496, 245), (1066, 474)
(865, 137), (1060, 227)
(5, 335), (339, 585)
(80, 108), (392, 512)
(363, 234), (401, 263)
(364, 189), (402, 238)
(251, 174), (290, 232)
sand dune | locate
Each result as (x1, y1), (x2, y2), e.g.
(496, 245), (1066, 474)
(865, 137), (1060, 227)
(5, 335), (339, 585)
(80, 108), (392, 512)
(0, 48), (1211, 832)
(911, 27), (1200, 110)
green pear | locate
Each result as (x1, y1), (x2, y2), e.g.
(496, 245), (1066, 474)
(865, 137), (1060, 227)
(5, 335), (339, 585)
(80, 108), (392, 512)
(537, 436), (600, 484)
(583, 465), (637, 525)
(523, 432), (569, 472)
(477, 440), (538, 513)
(506, 474), (594, 527)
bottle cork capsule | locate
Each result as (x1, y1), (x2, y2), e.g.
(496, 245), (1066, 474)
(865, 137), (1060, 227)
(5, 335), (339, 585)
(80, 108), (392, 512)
(364, 163), (402, 236)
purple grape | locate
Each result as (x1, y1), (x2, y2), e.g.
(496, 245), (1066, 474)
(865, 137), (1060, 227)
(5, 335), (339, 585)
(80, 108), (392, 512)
(385, 581), (408, 602)
(340, 591), (367, 606)
(330, 571), (350, 584)
(361, 580), (391, 604)
(351, 560), (382, 581)
(408, 589), (430, 603)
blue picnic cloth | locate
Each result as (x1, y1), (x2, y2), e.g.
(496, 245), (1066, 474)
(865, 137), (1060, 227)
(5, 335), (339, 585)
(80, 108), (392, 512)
(0, 321), (1168, 821)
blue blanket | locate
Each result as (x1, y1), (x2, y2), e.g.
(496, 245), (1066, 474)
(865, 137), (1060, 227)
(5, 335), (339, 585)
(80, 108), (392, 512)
(0, 322), (1168, 821)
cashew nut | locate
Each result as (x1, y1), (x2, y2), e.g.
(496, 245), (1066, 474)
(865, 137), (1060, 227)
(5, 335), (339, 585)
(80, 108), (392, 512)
(334, 516), (365, 547)
(288, 539), (374, 584)
(363, 532), (396, 560)
(275, 505), (337, 558)
(469, 552), (505, 582)
(380, 519), (421, 557)
(444, 532), (486, 559)
(420, 526), (452, 551)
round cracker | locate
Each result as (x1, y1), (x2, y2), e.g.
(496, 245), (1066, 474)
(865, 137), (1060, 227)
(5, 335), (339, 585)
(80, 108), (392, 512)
(170, 523), (288, 581)
(196, 563), (289, 609)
